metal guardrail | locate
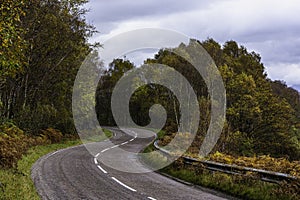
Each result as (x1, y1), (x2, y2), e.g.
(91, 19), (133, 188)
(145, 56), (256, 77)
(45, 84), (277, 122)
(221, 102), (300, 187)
(153, 141), (299, 184)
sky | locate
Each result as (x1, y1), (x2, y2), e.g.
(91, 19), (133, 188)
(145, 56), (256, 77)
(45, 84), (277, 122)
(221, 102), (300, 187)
(84, 0), (300, 90)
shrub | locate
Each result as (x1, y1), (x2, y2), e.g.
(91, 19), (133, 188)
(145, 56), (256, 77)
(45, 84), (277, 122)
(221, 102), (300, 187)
(0, 122), (53, 168)
(15, 104), (76, 135)
(40, 128), (63, 144)
(0, 123), (35, 168)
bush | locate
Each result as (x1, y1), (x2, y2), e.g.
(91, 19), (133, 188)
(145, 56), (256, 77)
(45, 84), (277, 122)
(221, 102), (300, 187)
(208, 151), (300, 178)
(0, 123), (35, 168)
(40, 128), (63, 144)
(15, 104), (76, 135)
(0, 122), (54, 168)
(16, 104), (58, 134)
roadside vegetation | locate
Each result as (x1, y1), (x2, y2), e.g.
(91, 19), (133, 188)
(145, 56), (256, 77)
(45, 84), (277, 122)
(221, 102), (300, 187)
(161, 166), (293, 200)
(143, 142), (300, 199)
(0, 128), (112, 200)
(0, 140), (81, 200)
(97, 40), (300, 161)
(134, 41), (300, 199)
(0, 1), (110, 198)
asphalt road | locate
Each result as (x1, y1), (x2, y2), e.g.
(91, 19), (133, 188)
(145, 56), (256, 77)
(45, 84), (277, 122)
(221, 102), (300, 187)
(32, 128), (231, 200)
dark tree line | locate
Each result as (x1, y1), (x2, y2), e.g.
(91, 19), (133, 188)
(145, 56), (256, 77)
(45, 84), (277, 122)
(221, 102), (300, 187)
(0, 0), (96, 134)
(96, 39), (300, 160)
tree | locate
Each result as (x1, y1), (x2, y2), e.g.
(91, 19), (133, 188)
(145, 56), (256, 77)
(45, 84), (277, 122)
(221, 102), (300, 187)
(271, 80), (300, 119)
(95, 38), (300, 159)
(215, 40), (299, 158)
(0, 0), (97, 133)
(0, 0), (28, 119)
(0, 0), (27, 77)
(96, 59), (135, 125)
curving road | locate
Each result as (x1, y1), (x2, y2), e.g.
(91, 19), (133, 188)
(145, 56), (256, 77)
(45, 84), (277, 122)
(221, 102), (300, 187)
(32, 128), (232, 200)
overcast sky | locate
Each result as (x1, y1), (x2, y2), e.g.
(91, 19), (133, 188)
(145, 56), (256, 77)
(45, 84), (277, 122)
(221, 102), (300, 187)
(84, 0), (300, 90)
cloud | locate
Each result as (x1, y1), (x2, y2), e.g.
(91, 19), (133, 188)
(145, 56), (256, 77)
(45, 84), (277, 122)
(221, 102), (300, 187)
(85, 0), (300, 89)
(85, 0), (214, 34)
(266, 62), (300, 86)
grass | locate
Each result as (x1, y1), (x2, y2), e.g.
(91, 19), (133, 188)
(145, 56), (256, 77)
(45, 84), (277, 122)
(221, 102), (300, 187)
(0, 140), (81, 200)
(142, 137), (298, 200)
(0, 128), (112, 200)
(161, 166), (293, 200)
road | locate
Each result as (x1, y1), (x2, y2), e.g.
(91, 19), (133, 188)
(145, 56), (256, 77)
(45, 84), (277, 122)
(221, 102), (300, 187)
(32, 127), (232, 200)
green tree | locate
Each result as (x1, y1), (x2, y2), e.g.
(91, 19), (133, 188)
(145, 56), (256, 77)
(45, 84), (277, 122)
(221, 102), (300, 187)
(1, 0), (97, 133)
(0, 0), (28, 119)
(96, 59), (135, 125)
(0, 0), (27, 77)
(216, 40), (299, 158)
(271, 80), (300, 119)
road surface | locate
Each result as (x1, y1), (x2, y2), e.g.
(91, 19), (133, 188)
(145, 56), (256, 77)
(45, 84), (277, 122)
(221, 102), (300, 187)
(32, 127), (232, 200)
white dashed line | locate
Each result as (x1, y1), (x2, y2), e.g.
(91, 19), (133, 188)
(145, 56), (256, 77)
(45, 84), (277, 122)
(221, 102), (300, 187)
(110, 144), (120, 149)
(101, 148), (109, 153)
(111, 177), (137, 192)
(93, 129), (152, 196)
(49, 149), (63, 157)
(97, 165), (107, 174)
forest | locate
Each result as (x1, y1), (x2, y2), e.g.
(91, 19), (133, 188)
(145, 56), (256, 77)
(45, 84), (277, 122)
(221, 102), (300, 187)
(96, 40), (300, 160)
(0, 0), (96, 167)
(1, 0), (300, 170)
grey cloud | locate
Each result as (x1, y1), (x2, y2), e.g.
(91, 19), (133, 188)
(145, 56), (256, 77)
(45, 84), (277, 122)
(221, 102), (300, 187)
(245, 36), (300, 65)
(292, 84), (300, 91)
(85, 0), (300, 90)
(86, 0), (217, 24)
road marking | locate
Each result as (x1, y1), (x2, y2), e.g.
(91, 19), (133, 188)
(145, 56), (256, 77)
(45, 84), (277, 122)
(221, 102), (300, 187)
(93, 129), (160, 199)
(110, 144), (119, 149)
(94, 157), (98, 165)
(111, 177), (136, 192)
(97, 165), (107, 174)
(101, 148), (109, 153)
(49, 151), (58, 157)
(49, 149), (63, 157)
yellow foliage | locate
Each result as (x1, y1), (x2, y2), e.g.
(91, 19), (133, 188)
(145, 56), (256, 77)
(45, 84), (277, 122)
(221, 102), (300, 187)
(0, 123), (54, 168)
(206, 152), (300, 178)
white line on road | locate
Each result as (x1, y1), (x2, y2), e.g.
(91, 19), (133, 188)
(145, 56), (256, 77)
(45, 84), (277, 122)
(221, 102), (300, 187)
(94, 157), (98, 165)
(110, 144), (120, 149)
(93, 129), (161, 198)
(97, 165), (107, 174)
(111, 177), (137, 192)
(101, 148), (109, 153)
(49, 149), (63, 157)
